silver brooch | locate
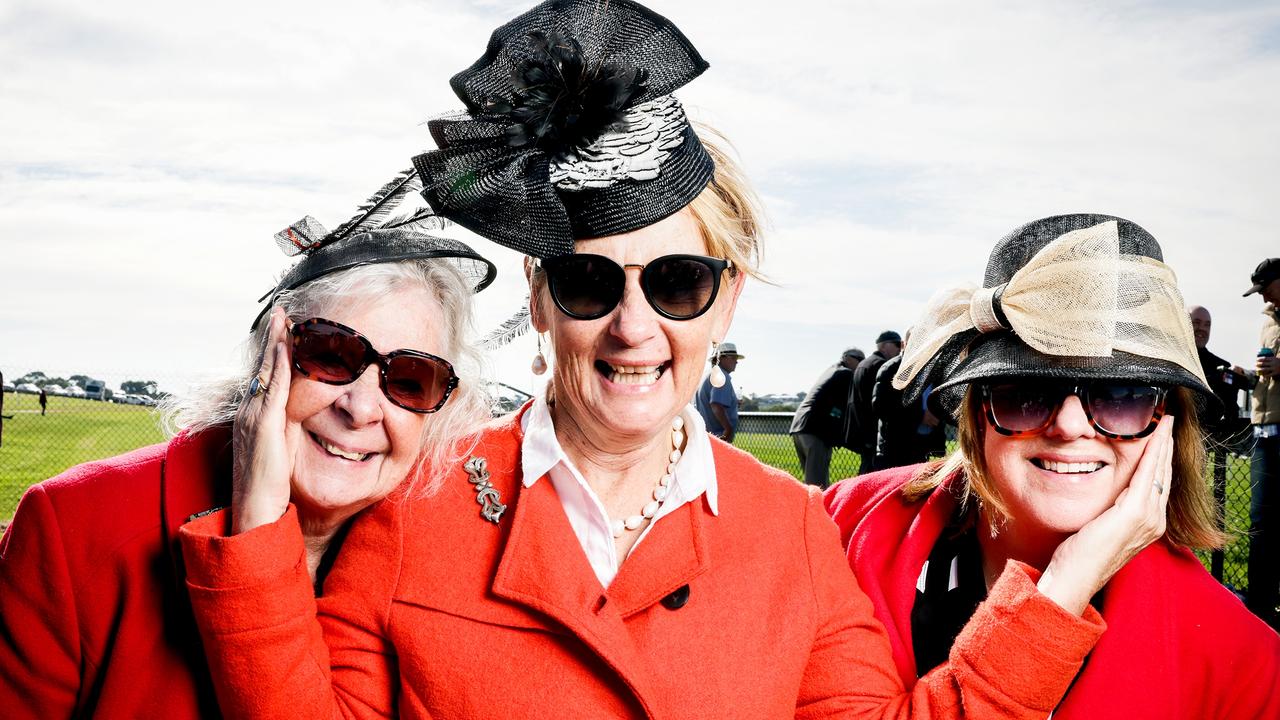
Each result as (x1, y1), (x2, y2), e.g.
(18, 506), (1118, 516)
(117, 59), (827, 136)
(464, 456), (506, 524)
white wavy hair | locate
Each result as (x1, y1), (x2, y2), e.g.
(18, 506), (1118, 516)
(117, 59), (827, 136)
(161, 258), (490, 496)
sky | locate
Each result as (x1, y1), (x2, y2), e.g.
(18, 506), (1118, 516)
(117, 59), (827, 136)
(2, 0), (1278, 399)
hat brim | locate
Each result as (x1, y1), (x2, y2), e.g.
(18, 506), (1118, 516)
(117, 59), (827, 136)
(1244, 283), (1265, 297)
(929, 332), (1219, 421)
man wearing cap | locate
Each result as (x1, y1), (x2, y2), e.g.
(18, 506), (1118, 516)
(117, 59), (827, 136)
(1244, 258), (1280, 628)
(789, 347), (864, 488)
(849, 331), (903, 474)
(696, 342), (744, 443)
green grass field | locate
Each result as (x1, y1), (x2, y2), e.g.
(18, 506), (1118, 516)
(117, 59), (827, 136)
(0, 400), (1257, 590)
(1, 392), (167, 519)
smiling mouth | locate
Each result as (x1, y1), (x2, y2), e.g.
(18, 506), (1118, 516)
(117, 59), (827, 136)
(1031, 458), (1105, 474)
(595, 360), (671, 386)
(310, 432), (374, 462)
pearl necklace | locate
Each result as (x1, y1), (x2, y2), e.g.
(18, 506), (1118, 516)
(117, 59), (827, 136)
(610, 414), (685, 538)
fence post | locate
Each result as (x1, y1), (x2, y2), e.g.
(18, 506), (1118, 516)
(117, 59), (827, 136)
(1210, 446), (1227, 582)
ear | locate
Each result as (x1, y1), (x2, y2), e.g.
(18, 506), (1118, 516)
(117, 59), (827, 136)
(710, 270), (747, 341)
(525, 258), (550, 334)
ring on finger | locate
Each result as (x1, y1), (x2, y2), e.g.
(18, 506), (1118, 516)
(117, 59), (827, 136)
(248, 374), (269, 399)
(1152, 480), (1164, 495)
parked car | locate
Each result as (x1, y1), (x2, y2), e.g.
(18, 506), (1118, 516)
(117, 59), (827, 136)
(64, 386), (87, 398)
(43, 384), (66, 396)
(2, 381), (14, 393)
(488, 382), (533, 416)
(16, 383), (40, 394)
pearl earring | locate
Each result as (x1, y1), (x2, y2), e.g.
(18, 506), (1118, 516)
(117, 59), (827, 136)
(709, 341), (726, 388)
(531, 334), (548, 376)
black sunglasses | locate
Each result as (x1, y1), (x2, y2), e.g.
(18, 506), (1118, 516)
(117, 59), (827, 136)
(538, 253), (735, 321)
(980, 380), (1168, 440)
(290, 318), (458, 414)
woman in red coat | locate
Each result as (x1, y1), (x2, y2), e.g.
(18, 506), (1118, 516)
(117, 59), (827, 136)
(179, 4), (1177, 718)
(826, 214), (1280, 718)
(0, 171), (497, 719)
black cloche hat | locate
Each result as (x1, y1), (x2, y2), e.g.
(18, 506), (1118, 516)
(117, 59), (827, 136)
(894, 214), (1214, 420)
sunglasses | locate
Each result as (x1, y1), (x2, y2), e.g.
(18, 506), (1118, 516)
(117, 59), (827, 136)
(289, 318), (458, 414)
(980, 380), (1167, 440)
(538, 253), (734, 321)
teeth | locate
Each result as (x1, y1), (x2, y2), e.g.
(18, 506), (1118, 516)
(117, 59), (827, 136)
(1037, 459), (1103, 474)
(318, 436), (371, 462)
(606, 363), (664, 385)
(609, 364), (660, 374)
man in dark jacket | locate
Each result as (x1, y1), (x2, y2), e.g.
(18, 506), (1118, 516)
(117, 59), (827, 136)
(790, 347), (864, 488)
(849, 330), (902, 475)
(1189, 305), (1250, 445)
(871, 353), (945, 470)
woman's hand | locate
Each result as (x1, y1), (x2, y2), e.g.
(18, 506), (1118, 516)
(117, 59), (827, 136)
(1036, 415), (1174, 615)
(231, 308), (297, 535)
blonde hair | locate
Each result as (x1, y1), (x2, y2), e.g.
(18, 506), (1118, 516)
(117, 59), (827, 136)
(161, 259), (490, 496)
(687, 123), (767, 280)
(903, 385), (1226, 550)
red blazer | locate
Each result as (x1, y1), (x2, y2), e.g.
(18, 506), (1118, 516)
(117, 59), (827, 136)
(0, 428), (230, 719)
(180, 410), (1104, 719)
(825, 465), (1280, 719)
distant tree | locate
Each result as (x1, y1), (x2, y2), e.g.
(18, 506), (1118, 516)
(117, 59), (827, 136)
(740, 394), (761, 412)
(122, 380), (159, 397)
(796, 391), (806, 402)
(16, 371), (47, 386)
(759, 402), (799, 413)
(69, 374), (93, 389)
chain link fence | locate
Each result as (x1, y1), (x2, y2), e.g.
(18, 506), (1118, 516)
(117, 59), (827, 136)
(1, 390), (169, 525)
(0, 392), (1261, 599)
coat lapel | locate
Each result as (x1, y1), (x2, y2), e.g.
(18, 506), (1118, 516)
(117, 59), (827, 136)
(607, 499), (709, 618)
(491, 476), (662, 716)
(161, 427), (232, 588)
(851, 475), (956, 685)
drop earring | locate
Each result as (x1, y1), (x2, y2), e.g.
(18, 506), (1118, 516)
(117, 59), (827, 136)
(709, 341), (726, 388)
(531, 333), (548, 376)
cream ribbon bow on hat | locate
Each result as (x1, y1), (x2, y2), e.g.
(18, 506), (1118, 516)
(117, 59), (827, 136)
(893, 220), (1207, 391)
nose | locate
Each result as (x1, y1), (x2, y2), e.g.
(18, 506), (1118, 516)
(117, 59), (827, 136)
(1044, 393), (1095, 440)
(608, 269), (659, 346)
(333, 365), (385, 426)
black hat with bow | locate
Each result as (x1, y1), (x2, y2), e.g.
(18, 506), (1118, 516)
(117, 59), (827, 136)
(893, 213), (1215, 420)
(252, 167), (497, 330)
(412, 0), (713, 259)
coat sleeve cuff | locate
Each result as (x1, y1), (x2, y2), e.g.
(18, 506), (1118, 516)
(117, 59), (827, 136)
(178, 507), (313, 634)
(951, 559), (1105, 709)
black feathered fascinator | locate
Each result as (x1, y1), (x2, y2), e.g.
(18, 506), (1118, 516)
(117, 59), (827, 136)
(412, 0), (714, 259)
(251, 167), (497, 330)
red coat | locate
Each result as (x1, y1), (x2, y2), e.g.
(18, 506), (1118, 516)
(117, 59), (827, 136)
(180, 410), (1104, 719)
(0, 428), (230, 719)
(825, 465), (1280, 719)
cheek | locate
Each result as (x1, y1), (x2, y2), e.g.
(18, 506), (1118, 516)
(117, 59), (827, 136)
(385, 414), (428, 469)
(284, 377), (336, 426)
(983, 430), (1021, 479)
(1109, 436), (1149, 482)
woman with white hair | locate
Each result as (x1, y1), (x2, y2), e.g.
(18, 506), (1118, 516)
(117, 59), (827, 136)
(0, 169), (496, 718)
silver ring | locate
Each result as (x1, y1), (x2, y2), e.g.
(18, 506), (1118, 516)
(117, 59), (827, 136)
(248, 375), (268, 399)
(1153, 480), (1164, 495)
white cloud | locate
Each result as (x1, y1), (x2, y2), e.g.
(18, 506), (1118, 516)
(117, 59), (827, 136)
(2, 0), (1277, 398)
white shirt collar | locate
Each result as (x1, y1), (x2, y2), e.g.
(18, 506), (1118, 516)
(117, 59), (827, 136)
(519, 394), (718, 587)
